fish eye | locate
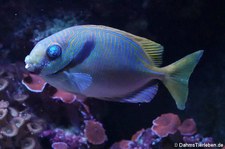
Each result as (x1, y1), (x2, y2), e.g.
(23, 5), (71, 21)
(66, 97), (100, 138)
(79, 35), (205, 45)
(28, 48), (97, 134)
(46, 45), (62, 60)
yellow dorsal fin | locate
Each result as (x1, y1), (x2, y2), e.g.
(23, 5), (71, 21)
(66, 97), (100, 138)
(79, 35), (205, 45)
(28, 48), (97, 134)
(128, 35), (164, 67)
(83, 25), (164, 67)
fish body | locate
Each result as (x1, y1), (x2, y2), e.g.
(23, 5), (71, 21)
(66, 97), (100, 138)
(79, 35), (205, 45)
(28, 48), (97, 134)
(25, 25), (203, 110)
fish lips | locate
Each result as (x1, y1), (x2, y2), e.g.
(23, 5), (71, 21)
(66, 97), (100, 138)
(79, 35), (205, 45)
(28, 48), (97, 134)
(25, 63), (42, 74)
(24, 56), (43, 74)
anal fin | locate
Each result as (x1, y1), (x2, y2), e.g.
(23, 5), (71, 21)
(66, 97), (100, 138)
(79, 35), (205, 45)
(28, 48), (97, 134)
(121, 84), (158, 103)
(102, 83), (159, 103)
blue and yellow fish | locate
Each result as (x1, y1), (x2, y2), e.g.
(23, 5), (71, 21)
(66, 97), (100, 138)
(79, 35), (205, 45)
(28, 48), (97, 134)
(25, 25), (203, 110)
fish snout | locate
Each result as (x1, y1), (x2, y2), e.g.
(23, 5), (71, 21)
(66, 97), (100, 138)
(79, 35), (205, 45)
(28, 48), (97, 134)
(24, 55), (42, 74)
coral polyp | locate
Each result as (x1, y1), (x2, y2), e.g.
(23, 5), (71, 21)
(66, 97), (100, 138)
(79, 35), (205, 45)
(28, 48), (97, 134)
(0, 64), (45, 149)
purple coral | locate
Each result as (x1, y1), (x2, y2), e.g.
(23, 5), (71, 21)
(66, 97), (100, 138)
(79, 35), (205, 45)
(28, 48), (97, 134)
(42, 128), (88, 148)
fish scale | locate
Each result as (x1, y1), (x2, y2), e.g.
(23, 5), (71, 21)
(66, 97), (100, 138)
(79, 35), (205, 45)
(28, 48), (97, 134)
(69, 28), (160, 97)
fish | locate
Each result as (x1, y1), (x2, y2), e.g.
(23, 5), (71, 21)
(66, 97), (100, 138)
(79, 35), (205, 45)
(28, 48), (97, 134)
(24, 25), (203, 110)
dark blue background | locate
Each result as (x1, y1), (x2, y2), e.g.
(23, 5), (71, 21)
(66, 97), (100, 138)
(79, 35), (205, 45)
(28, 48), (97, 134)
(0, 0), (224, 147)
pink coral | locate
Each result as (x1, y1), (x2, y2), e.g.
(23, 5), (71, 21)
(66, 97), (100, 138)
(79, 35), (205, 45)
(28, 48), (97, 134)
(178, 118), (197, 136)
(151, 113), (181, 137)
(22, 73), (47, 92)
(52, 89), (76, 103)
(22, 73), (78, 104)
(52, 142), (68, 149)
(84, 120), (107, 145)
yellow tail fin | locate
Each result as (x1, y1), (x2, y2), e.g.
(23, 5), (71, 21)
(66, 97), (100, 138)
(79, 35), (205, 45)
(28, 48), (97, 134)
(161, 50), (203, 110)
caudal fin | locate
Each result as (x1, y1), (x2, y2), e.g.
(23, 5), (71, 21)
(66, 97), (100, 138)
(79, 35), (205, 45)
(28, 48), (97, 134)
(161, 50), (203, 110)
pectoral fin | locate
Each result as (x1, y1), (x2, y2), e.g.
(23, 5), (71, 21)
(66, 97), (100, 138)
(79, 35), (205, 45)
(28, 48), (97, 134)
(64, 72), (92, 92)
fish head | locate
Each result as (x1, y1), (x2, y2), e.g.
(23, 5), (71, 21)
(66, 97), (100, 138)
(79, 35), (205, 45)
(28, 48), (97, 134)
(25, 29), (77, 76)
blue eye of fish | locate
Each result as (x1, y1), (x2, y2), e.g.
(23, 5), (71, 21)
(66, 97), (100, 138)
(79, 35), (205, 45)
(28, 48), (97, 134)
(46, 45), (62, 60)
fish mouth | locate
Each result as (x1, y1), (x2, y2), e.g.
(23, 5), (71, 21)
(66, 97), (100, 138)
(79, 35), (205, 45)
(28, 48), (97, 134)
(25, 63), (42, 74)
(24, 56), (42, 74)
(25, 63), (34, 71)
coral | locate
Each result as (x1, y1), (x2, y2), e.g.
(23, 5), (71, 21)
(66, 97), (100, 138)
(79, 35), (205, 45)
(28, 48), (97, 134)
(84, 120), (107, 145)
(151, 113), (181, 138)
(178, 118), (197, 136)
(22, 72), (107, 148)
(51, 89), (77, 104)
(52, 142), (68, 149)
(0, 100), (45, 148)
(21, 137), (37, 149)
(0, 63), (46, 148)
(111, 113), (215, 149)
(39, 102), (107, 148)
(22, 73), (78, 103)
(22, 73), (47, 93)
(42, 128), (88, 148)
(13, 93), (29, 102)
(0, 78), (9, 91)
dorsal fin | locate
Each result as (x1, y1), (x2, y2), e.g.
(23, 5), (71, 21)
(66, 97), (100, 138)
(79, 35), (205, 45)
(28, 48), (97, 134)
(82, 25), (164, 67)
(128, 35), (164, 67)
